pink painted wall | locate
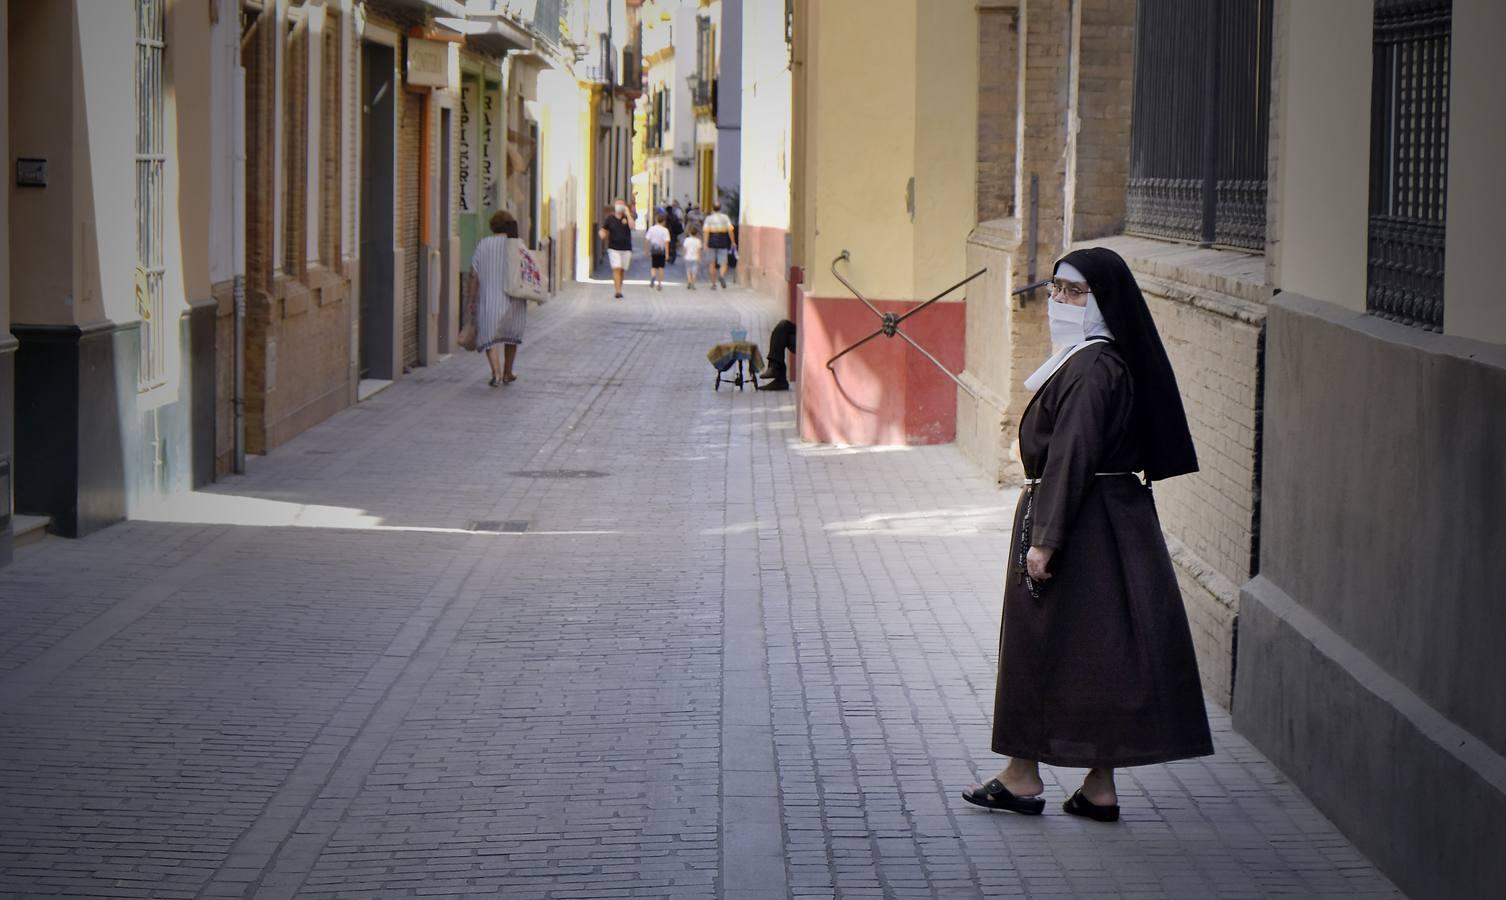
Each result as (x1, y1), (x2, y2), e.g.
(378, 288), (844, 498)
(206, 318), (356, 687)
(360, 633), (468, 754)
(797, 293), (964, 445)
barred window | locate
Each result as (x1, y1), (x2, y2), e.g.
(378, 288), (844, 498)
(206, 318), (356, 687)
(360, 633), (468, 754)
(135, 0), (167, 391)
(1367, 0), (1451, 331)
(1125, 0), (1273, 252)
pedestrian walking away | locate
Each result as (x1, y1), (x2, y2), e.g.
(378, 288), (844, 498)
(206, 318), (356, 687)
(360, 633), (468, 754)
(666, 202), (684, 263)
(599, 198), (634, 299)
(682, 225), (704, 291)
(646, 214), (671, 291)
(962, 247), (1213, 822)
(703, 201), (736, 289)
(466, 210), (529, 386)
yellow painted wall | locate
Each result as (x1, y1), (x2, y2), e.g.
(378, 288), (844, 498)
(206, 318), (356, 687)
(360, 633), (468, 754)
(797, 0), (976, 302)
(1271, 0), (1371, 311)
(1443, 0), (1506, 344)
(169, 0), (212, 305)
(800, 0), (919, 299)
(8, 0), (78, 326)
(911, 0), (977, 294)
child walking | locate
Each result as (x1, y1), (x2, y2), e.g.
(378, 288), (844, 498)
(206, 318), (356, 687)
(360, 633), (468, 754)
(682, 226), (704, 291)
(646, 213), (671, 290)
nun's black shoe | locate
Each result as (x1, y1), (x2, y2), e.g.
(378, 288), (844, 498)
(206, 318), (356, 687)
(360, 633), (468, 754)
(762, 380), (790, 391)
(960, 779), (1045, 815)
(1063, 789), (1120, 822)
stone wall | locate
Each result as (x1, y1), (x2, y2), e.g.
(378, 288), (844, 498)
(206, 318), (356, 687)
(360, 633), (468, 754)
(956, 221), (1019, 484)
(976, 7), (1018, 224)
(1071, 0), (1134, 240)
(238, 4), (359, 456)
(1021, 0), (1072, 268)
(1237, 293), (1506, 900)
(1093, 235), (1266, 707)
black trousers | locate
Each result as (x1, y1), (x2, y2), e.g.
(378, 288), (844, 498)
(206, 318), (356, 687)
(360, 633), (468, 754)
(766, 319), (796, 383)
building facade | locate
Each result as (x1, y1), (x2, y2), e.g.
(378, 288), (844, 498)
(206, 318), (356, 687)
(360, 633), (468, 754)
(573, 0), (640, 277)
(789, 2), (1505, 897)
(0, 0), (593, 565)
(641, 2), (695, 212)
(1235, 2), (1506, 897)
(735, 0), (792, 298)
(6, 0), (225, 549)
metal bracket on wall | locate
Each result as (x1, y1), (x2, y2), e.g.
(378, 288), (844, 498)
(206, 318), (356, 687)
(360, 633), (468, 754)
(824, 251), (988, 401)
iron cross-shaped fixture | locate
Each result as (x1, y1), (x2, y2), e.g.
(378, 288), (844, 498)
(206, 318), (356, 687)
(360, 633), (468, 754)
(824, 250), (991, 399)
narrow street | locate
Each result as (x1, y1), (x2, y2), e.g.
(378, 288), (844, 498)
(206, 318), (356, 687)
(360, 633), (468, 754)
(0, 281), (1399, 899)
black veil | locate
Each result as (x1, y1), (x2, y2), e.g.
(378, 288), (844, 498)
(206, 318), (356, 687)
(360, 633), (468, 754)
(1055, 247), (1199, 481)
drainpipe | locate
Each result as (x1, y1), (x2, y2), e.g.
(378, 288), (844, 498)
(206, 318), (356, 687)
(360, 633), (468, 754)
(233, 3), (254, 474)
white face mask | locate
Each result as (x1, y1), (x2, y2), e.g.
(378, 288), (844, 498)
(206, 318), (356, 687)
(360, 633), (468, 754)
(615, 205), (627, 215)
(1048, 299), (1088, 349)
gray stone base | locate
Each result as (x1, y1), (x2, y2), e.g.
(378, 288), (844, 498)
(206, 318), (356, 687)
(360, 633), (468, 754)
(0, 337), (14, 568)
(1235, 575), (1506, 900)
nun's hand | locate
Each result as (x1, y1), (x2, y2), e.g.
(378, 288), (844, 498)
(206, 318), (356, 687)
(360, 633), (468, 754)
(1026, 546), (1054, 581)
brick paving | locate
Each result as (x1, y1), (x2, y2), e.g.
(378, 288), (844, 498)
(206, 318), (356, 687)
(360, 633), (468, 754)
(0, 280), (1401, 898)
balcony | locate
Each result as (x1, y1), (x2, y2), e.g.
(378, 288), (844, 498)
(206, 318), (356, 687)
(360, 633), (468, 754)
(619, 45), (641, 94)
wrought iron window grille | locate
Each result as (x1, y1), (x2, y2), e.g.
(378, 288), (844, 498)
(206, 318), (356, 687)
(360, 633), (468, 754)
(135, 0), (168, 392)
(1366, 0), (1451, 332)
(1125, 0), (1273, 252)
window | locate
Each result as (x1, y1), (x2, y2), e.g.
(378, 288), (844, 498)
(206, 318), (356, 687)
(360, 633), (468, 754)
(284, 14), (309, 275)
(135, 0), (167, 391)
(320, 13), (342, 264)
(1367, 0), (1451, 331)
(1125, 0), (1273, 251)
(694, 16), (713, 107)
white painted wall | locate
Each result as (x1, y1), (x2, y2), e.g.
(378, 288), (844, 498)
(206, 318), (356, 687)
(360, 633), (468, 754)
(646, 53), (694, 206)
(737, 0), (790, 232)
(715, 0), (741, 198)
(78, 1), (163, 328)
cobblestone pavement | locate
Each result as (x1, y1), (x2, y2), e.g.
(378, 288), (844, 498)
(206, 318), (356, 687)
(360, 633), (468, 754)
(0, 280), (1402, 899)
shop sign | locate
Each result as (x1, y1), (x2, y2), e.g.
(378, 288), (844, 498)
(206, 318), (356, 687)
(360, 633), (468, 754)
(406, 37), (450, 88)
(460, 81), (477, 212)
(481, 88), (499, 206)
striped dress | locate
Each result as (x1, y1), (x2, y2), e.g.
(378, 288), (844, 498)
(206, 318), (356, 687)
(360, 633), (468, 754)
(471, 235), (526, 350)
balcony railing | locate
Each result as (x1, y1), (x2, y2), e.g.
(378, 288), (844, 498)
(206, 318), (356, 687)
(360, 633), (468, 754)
(533, 0), (561, 46)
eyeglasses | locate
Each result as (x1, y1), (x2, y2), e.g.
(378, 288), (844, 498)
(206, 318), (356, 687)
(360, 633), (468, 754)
(1048, 279), (1092, 298)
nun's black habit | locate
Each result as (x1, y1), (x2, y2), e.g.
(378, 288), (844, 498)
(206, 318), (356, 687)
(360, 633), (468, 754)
(991, 247), (1213, 768)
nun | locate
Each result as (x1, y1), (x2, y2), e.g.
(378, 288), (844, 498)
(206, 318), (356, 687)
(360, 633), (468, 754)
(962, 247), (1213, 822)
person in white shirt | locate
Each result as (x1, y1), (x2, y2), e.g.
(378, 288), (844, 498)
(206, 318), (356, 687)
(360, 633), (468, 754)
(702, 201), (737, 289)
(645, 213), (672, 291)
(682, 226), (704, 291)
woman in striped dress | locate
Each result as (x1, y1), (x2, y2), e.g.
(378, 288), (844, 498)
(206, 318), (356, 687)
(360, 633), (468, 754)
(467, 210), (527, 386)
